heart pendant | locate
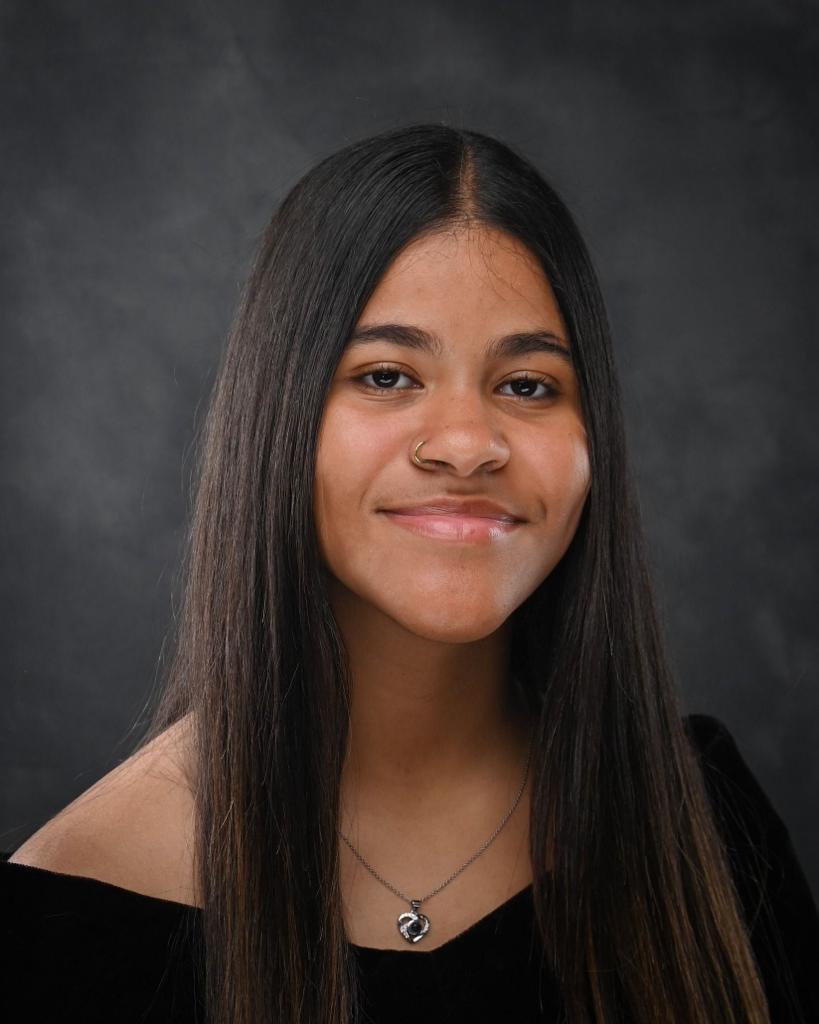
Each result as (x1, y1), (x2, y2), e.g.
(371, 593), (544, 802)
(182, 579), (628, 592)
(397, 900), (430, 944)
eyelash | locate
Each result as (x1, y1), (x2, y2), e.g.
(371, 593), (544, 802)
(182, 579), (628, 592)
(352, 364), (559, 402)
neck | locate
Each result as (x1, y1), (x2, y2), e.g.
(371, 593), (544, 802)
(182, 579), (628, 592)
(329, 582), (532, 823)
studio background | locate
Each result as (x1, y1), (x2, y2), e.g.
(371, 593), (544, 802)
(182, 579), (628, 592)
(2, 2), (817, 898)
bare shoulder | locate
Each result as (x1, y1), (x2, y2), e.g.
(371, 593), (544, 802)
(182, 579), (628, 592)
(9, 713), (200, 907)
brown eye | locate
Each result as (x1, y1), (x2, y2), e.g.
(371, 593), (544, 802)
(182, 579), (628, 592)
(499, 375), (558, 400)
(354, 366), (416, 392)
(371, 370), (406, 389)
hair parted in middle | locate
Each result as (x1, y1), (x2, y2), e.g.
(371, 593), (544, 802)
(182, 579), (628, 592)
(138, 122), (774, 1024)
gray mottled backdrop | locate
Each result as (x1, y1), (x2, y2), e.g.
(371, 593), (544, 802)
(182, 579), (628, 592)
(2, 2), (817, 896)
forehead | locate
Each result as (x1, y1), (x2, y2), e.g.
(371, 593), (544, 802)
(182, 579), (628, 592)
(359, 223), (563, 330)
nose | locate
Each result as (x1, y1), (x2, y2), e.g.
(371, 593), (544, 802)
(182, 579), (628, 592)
(413, 405), (511, 476)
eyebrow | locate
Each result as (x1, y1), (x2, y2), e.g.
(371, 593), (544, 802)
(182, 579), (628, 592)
(347, 323), (573, 365)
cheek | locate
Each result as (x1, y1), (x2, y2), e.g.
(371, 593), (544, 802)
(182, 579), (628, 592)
(313, 403), (392, 560)
(532, 430), (591, 536)
(566, 434), (592, 508)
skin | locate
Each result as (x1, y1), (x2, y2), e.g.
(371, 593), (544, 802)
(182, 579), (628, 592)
(314, 222), (591, 947)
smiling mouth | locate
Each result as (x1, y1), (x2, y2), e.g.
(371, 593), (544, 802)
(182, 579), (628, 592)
(379, 510), (523, 544)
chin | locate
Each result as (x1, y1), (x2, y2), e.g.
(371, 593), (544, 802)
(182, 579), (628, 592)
(387, 602), (514, 645)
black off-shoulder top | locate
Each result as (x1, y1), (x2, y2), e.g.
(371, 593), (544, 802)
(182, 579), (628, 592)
(2, 715), (817, 1023)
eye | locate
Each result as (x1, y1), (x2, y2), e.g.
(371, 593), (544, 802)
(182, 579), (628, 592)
(353, 364), (559, 402)
(498, 375), (559, 401)
(355, 366), (418, 392)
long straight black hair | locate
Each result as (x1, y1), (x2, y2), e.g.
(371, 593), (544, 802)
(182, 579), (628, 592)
(138, 123), (773, 1022)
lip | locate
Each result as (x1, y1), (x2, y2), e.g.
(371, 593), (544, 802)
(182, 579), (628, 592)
(379, 498), (525, 523)
(380, 510), (524, 544)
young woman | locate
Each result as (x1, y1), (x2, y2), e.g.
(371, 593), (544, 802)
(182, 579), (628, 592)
(3, 123), (818, 1024)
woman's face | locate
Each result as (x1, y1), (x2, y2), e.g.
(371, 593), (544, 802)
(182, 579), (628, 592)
(314, 223), (590, 644)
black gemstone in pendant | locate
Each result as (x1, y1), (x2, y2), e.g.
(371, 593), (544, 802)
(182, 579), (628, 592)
(397, 903), (430, 944)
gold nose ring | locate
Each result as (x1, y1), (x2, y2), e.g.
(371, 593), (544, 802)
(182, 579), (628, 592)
(412, 440), (429, 467)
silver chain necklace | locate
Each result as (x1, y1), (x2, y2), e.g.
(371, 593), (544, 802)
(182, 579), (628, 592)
(339, 733), (533, 945)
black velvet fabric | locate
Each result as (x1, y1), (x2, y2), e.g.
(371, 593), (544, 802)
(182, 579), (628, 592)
(2, 714), (817, 1022)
